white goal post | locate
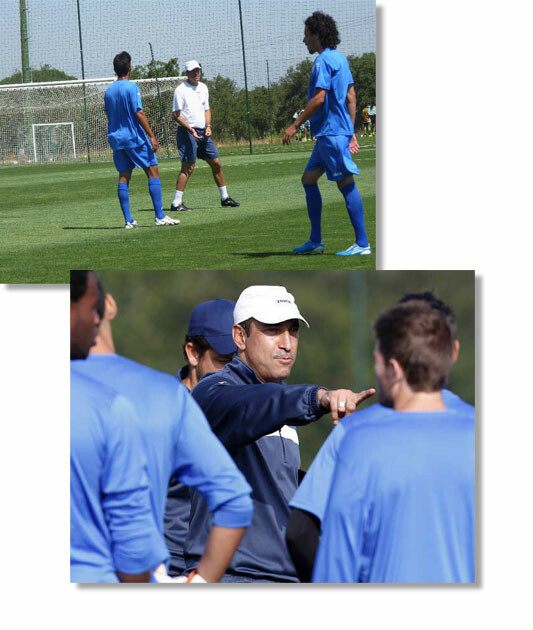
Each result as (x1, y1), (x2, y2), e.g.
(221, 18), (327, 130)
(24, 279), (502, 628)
(32, 122), (76, 162)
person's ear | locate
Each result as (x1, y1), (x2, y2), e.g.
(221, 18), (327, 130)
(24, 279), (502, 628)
(389, 357), (405, 384)
(452, 339), (460, 364)
(104, 294), (118, 321)
(233, 324), (247, 352)
(184, 342), (200, 368)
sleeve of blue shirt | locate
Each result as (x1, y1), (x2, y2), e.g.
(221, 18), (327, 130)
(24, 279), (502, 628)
(172, 392), (253, 528)
(101, 394), (168, 574)
(192, 381), (324, 449)
(289, 420), (348, 521)
(313, 56), (333, 92)
(312, 430), (372, 583)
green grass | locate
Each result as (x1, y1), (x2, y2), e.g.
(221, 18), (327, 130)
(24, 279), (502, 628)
(0, 139), (375, 283)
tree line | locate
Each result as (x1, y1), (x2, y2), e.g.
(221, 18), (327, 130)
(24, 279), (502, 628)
(1, 53), (375, 145)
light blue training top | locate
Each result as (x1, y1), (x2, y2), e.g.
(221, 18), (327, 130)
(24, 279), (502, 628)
(312, 405), (475, 583)
(308, 47), (355, 137)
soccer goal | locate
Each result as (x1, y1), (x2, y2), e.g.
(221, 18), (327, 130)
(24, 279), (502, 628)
(0, 76), (184, 165)
(31, 122), (76, 162)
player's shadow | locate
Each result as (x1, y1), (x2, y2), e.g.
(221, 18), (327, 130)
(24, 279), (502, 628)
(231, 251), (296, 258)
(62, 225), (161, 230)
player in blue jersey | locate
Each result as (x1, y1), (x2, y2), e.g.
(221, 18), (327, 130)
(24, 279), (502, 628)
(104, 52), (179, 229)
(312, 300), (475, 583)
(70, 271), (167, 582)
(165, 298), (237, 576)
(72, 285), (253, 583)
(287, 291), (474, 581)
(283, 12), (370, 257)
(185, 285), (375, 582)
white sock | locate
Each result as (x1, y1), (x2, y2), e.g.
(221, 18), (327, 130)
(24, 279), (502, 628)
(219, 186), (228, 200)
(173, 190), (183, 204)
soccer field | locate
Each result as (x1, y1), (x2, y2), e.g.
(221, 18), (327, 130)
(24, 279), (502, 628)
(0, 140), (375, 283)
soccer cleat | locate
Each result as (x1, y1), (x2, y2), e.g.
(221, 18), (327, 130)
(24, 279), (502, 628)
(155, 215), (180, 226)
(125, 220), (138, 229)
(293, 240), (325, 255)
(170, 202), (193, 212)
(335, 243), (371, 256)
(221, 196), (240, 207)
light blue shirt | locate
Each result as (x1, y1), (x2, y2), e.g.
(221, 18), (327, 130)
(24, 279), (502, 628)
(72, 355), (253, 559)
(290, 390), (474, 522)
(70, 369), (167, 582)
(312, 405), (475, 583)
(104, 79), (148, 149)
(308, 48), (354, 137)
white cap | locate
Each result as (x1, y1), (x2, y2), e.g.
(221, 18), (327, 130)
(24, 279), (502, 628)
(234, 286), (309, 327)
(184, 60), (201, 72)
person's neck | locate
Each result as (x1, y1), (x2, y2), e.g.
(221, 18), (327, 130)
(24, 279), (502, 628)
(181, 375), (192, 392)
(394, 389), (446, 412)
(90, 321), (115, 355)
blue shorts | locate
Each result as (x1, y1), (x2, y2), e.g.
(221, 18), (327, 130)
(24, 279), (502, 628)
(305, 135), (360, 181)
(177, 127), (220, 163)
(113, 141), (157, 172)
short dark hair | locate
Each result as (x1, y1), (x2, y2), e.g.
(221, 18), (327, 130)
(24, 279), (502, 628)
(70, 270), (90, 302)
(374, 301), (454, 392)
(305, 11), (340, 49)
(238, 317), (254, 337)
(113, 51), (131, 78)
(182, 335), (211, 362)
(398, 291), (457, 339)
(70, 271), (105, 315)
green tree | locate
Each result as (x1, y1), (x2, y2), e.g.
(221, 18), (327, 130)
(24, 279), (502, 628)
(348, 53), (376, 128)
(0, 64), (77, 84)
(130, 57), (180, 79)
(271, 59), (313, 133)
(205, 75), (246, 143)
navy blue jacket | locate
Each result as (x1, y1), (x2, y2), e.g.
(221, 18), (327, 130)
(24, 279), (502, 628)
(184, 356), (325, 582)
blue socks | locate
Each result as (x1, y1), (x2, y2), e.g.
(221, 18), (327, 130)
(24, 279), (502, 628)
(117, 182), (133, 223)
(303, 183), (323, 243)
(340, 181), (369, 247)
(148, 178), (165, 220)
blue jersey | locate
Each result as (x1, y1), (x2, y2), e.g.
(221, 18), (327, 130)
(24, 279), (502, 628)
(104, 79), (149, 150)
(186, 355), (325, 582)
(70, 369), (166, 582)
(308, 48), (354, 137)
(290, 390), (474, 522)
(312, 407), (475, 583)
(72, 355), (253, 571)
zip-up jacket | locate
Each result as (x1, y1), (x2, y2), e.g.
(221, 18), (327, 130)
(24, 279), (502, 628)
(184, 356), (326, 582)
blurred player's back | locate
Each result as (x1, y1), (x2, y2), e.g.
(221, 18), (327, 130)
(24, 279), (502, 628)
(313, 407), (475, 583)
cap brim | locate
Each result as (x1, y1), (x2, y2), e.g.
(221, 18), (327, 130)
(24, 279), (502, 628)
(204, 334), (237, 355)
(252, 308), (309, 328)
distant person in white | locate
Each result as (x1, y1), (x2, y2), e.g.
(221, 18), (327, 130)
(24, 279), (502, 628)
(170, 60), (240, 211)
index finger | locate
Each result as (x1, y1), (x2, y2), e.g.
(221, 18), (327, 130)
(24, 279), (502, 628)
(354, 388), (376, 405)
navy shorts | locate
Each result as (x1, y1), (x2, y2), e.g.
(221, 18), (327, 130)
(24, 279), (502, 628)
(305, 135), (359, 182)
(177, 127), (219, 163)
(113, 141), (157, 172)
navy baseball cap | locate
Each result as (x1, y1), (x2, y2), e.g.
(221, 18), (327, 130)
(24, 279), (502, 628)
(187, 299), (237, 355)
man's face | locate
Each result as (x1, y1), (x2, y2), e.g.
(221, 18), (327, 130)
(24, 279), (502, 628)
(239, 319), (299, 383)
(70, 272), (102, 360)
(373, 345), (394, 408)
(197, 347), (234, 380)
(186, 67), (201, 85)
(303, 26), (321, 54)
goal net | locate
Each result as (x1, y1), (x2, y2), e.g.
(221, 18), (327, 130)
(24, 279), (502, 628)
(0, 76), (184, 165)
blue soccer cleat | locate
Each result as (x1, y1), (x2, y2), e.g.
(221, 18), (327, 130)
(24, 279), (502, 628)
(335, 243), (371, 256)
(293, 240), (324, 255)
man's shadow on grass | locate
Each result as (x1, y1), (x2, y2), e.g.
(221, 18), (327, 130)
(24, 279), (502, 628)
(231, 251), (301, 258)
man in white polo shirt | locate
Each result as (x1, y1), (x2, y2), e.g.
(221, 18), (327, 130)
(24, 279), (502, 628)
(170, 60), (240, 211)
